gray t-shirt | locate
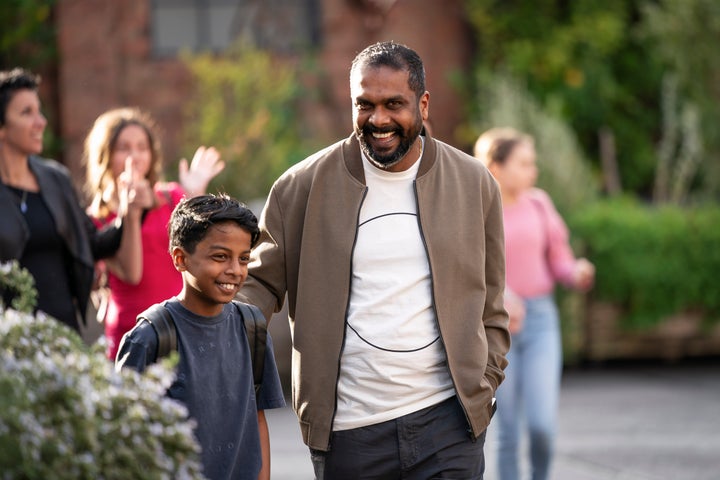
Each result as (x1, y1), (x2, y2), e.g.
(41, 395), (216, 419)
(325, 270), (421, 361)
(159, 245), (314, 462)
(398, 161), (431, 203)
(116, 299), (285, 480)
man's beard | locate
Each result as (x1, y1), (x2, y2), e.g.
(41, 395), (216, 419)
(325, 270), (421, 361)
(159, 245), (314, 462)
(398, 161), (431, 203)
(356, 117), (422, 170)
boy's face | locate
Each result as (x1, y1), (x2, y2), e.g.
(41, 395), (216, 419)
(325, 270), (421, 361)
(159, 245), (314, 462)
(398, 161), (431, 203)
(172, 221), (252, 317)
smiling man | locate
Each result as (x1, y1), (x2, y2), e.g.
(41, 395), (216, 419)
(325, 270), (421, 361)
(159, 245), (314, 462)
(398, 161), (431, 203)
(240, 41), (511, 479)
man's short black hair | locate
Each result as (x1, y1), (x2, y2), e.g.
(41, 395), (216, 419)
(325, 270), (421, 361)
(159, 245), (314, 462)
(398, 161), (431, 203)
(168, 193), (260, 253)
(350, 41), (426, 100)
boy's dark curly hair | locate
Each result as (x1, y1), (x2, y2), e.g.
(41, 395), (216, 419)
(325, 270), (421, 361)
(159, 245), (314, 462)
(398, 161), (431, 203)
(168, 193), (260, 253)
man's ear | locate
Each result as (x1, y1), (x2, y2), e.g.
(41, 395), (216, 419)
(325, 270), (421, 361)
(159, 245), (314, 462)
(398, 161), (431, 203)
(172, 247), (187, 271)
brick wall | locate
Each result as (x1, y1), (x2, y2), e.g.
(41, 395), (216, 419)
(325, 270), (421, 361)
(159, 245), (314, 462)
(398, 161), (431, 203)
(56, 0), (192, 191)
(319, 0), (474, 143)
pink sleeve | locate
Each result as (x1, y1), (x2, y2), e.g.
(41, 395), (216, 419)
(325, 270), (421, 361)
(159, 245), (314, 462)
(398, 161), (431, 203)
(533, 190), (578, 287)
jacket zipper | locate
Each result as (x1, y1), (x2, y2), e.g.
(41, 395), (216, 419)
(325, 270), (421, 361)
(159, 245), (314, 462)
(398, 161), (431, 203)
(412, 180), (475, 439)
(327, 186), (368, 450)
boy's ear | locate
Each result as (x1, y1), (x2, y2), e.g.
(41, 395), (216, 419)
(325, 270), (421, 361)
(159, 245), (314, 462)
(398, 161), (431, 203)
(172, 247), (188, 272)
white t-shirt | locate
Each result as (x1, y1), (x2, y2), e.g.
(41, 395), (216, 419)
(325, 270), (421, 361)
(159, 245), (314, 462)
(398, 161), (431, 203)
(333, 141), (455, 431)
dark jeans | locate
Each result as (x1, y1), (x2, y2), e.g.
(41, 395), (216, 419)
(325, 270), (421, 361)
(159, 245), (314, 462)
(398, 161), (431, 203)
(310, 396), (487, 480)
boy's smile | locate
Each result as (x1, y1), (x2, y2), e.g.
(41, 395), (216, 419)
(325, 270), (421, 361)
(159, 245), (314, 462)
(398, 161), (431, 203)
(173, 221), (252, 317)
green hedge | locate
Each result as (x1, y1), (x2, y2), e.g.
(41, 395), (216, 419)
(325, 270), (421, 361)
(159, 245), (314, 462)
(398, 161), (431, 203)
(568, 198), (720, 329)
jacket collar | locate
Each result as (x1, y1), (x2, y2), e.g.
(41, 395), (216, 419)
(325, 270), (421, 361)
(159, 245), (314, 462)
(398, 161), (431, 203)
(341, 131), (437, 184)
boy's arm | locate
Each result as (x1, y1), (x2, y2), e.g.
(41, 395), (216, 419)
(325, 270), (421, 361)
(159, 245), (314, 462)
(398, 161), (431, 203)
(257, 410), (271, 480)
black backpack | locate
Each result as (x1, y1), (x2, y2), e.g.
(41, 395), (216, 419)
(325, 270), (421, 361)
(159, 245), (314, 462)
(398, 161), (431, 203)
(137, 300), (266, 393)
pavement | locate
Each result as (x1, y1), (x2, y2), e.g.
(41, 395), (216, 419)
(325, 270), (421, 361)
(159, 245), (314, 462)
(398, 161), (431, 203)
(265, 358), (720, 480)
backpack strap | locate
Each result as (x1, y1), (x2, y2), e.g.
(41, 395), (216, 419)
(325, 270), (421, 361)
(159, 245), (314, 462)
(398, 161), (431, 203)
(136, 301), (177, 363)
(233, 301), (267, 394)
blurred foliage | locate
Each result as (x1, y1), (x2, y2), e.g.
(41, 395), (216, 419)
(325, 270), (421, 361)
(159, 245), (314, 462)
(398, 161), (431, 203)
(568, 198), (720, 328)
(0, 260), (38, 313)
(652, 73), (702, 204)
(0, 0), (56, 69)
(640, 0), (720, 200)
(0, 0), (62, 161)
(461, 71), (599, 215)
(179, 43), (319, 203)
(463, 0), (665, 197)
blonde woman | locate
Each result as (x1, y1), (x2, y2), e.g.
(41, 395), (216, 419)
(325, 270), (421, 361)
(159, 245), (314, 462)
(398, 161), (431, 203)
(475, 127), (594, 480)
(84, 107), (224, 359)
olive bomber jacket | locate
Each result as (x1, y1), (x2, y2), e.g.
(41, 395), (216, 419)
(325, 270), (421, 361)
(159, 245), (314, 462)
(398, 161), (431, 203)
(239, 132), (511, 451)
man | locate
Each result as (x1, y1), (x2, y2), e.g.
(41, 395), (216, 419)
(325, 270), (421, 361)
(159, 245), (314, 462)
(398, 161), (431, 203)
(240, 41), (510, 479)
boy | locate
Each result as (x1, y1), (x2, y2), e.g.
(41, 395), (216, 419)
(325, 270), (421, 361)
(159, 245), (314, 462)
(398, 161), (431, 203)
(116, 194), (285, 480)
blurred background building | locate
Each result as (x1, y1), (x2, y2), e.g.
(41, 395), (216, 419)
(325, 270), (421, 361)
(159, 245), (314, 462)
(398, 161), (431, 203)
(53, 0), (473, 183)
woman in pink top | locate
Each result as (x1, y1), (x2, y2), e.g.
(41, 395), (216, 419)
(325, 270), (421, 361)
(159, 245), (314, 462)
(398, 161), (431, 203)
(475, 127), (594, 480)
(83, 107), (225, 360)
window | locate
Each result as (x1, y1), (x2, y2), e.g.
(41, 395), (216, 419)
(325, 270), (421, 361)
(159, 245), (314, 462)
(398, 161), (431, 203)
(151, 0), (321, 56)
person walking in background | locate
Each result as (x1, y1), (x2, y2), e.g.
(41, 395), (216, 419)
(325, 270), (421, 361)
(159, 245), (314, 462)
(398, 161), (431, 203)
(474, 127), (595, 480)
(0, 68), (143, 331)
(116, 194), (286, 480)
(83, 107), (225, 360)
(239, 41), (510, 479)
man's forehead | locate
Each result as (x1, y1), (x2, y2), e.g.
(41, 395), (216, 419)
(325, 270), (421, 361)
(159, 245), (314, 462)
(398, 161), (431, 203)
(350, 65), (410, 95)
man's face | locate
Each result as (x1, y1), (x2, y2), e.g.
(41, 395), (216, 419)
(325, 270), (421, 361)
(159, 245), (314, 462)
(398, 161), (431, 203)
(351, 64), (428, 172)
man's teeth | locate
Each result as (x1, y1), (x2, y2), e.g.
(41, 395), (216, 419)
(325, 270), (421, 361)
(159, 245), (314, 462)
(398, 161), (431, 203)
(373, 131), (393, 139)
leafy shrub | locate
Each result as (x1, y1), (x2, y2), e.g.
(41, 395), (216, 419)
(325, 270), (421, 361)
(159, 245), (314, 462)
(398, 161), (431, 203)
(0, 263), (205, 479)
(0, 260), (37, 313)
(568, 198), (720, 328)
(180, 42), (318, 202)
(463, 71), (599, 216)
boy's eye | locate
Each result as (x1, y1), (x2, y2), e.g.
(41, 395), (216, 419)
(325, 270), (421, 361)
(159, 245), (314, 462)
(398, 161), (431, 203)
(213, 254), (228, 261)
(240, 256), (250, 264)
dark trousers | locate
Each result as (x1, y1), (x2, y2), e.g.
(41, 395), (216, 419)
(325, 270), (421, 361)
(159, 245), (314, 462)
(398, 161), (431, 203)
(310, 396), (487, 480)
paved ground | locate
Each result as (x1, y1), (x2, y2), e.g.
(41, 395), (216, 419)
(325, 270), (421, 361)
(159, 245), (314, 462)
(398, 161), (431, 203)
(265, 358), (720, 480)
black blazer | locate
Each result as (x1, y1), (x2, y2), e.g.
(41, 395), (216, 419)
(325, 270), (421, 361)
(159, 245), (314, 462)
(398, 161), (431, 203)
(0, 155), (122, 324)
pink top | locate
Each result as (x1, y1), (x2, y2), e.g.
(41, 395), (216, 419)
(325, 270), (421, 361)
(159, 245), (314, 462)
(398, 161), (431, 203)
(98, 182), (185, 359)
(503, 188), (578, 299)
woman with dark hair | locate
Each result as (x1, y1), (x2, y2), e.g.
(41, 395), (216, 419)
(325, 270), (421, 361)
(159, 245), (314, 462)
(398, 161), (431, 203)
(0, 68), (143, 332)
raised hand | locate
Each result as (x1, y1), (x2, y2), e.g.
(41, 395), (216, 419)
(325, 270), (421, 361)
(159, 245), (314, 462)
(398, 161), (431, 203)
(178, 146), (225, 198)
(117, 157), (154, 217)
